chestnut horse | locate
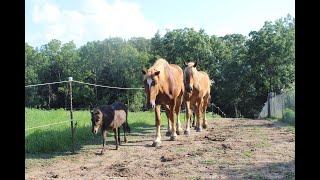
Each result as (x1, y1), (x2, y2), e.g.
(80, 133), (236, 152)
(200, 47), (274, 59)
(142, 58), (184, 147)
(183, 61), (212, 135)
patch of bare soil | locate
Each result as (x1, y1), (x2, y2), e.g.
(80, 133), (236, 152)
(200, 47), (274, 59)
(25, 118), (295, 179)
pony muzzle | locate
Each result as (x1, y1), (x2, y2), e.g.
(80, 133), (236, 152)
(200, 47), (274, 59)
(92, 127), (99, 134)
(150, 100), (156, 109)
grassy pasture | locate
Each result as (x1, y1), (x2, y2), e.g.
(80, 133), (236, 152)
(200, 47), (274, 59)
(25, 108), (213, 153)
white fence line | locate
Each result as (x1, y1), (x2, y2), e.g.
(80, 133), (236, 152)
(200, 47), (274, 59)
(25, 119), (77, 131)
(73, 80), (144, 90)
(25, 80), (69, 88)
(25, 79), (144, 90)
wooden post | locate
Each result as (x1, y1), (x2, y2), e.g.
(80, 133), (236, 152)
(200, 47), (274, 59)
(68, 77), (75, 154)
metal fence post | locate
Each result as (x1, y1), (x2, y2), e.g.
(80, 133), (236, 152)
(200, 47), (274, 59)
(68, 77), (75, 154)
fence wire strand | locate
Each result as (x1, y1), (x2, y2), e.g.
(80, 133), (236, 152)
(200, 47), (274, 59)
(25, 119), (77, 131)
(25, 80), (69, 88)
(25, 78), (226, 131)
(25, 78), (143, 132)
(72, 80), (144, 90)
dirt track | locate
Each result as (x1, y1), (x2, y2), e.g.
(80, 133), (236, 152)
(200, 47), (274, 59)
(25, 118), (295, 179)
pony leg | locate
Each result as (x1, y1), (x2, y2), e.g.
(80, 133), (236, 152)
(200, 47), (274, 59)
(184, 101), (192, 135)
(114, 128), (118, 150)
(101, 130), (108, 154)
(152, 105), (162, 147)
(123, 126), (127, 143)
(118, 127), (121, 145)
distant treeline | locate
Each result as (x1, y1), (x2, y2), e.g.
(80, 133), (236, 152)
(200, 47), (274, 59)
(25, 14), (294, 118)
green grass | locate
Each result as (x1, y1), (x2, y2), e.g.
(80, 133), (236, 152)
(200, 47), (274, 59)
(243, 150), (254, 158)
(281, 108), (295, 125)
(255, 137), (271, 148)
(200, 159), (218, 165)
(25, 108), (214, 153)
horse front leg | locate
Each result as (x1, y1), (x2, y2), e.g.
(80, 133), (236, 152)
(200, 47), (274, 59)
(170, 100), (178, 141)
(184, 101), (192, 135)
(175, 95), (183, 135)
(196, 98), (203, 132)
(152, 105), (162, 147)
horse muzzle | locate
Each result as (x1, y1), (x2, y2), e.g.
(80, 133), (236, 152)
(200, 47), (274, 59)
(186, 86), (193, 93)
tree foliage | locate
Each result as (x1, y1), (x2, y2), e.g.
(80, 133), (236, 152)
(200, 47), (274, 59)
(25, 15), (295, 118)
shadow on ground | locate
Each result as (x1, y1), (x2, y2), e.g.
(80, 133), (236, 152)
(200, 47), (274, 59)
(219, 160), (295, 179)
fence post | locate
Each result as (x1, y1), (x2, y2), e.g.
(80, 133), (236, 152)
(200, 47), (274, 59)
(68, 77), (75, 154)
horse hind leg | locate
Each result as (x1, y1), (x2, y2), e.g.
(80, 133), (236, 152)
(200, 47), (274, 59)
(169, 100), (178, 141)
(202, 96), (209, 129)
(164, 105), (171, 137)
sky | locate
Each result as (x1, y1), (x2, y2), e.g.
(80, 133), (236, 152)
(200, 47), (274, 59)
(25, 0), (295, 48)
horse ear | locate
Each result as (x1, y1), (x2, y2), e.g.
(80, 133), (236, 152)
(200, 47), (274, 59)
(193, 61), (197, 68)
(184, 62), (188, 67)
(142, 69), (147, 74)
(154, 71), (160, 76)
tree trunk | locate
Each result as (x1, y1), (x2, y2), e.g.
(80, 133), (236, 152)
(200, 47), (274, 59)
(48, 84), (51, 109)
(234, 104), (238, 118)
(267, 76), (272, 118)
(94, 69), (98, 105)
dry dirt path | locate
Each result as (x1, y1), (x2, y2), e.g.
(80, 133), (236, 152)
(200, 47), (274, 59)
(25, 118), (295, 179)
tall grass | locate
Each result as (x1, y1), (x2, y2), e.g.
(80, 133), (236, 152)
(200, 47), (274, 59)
(26, 108), (214, 153)
(281, 108), (295, 125)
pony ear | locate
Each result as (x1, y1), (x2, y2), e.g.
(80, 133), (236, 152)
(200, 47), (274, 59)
(184, 62), (188, 67)
(193, 61), (197, 68)
(154, 71), (160, 76)
(142, 69), (147, 74)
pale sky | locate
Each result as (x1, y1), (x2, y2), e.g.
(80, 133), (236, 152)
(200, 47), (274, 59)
(25, 0), (295, 48)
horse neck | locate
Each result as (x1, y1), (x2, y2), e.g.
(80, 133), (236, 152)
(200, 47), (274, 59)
(192, 68), (201, 85)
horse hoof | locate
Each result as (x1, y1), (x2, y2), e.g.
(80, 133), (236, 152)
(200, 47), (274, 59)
(202, 124), (208, 129)
(176, 130), (183, 135)
(184, 130), (190, 136)
(196, 127), (202, 132)
(170, 136), (177, 141)
(165, 131), (171, 136)
(152, 141), (161, 147)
